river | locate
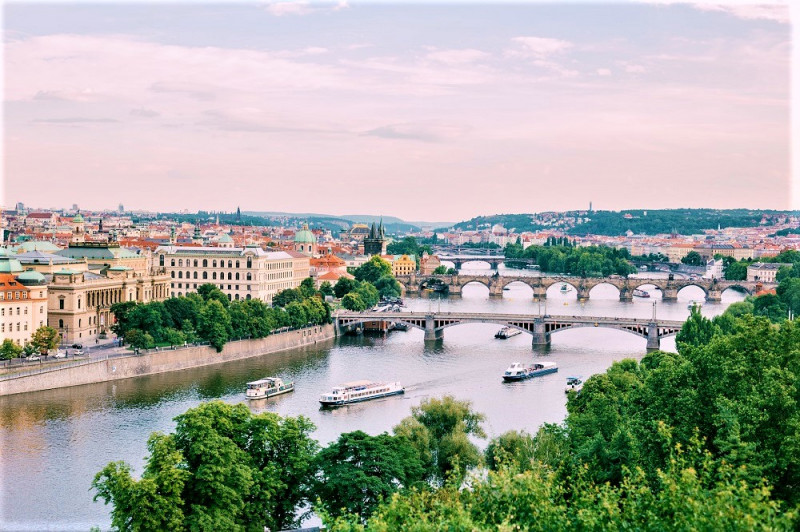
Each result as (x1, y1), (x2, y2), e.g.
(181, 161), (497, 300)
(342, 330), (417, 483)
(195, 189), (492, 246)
(0, 270), (744, 530)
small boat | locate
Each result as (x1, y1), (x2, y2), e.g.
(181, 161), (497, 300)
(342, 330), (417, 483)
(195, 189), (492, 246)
(688, 300), (703, 310)
(319, 380), (404, 407)
(503, 286), (511, 291)
(565, 376), (584, 393)
(560, 284), (573, 293)
(392, 322), (409, 331)
(502, 361), (558, 382)
(495, 326), (522, 339)
(246, 377), (294, 400)
(633, 288), (650, 298)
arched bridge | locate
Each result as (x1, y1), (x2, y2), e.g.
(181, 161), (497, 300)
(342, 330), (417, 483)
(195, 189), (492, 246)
(335, 311), (686, 351)
(396, 273), (771, 302)
(438, 255), (537, 270)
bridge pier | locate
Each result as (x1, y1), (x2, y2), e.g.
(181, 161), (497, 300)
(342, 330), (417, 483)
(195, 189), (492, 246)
(646, 322), (660, 351)
(532, 318), (551, 348)
(576, 287), (590, 301)
(662, 288), (678, 302)
(424, 315), (443, 341)
(448, 282), (462, 295)
(619, 285), (633, 302)
(532, 286), (547, 301)
(707, 290), (722, 303)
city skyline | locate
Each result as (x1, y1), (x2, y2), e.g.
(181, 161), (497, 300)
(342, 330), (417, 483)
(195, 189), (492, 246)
(3, 1), (794, 219)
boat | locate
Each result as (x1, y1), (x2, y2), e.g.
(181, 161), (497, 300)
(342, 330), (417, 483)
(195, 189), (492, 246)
(565, 376), (584, 393)
(495, 326), (521, 339)
(319, 380), (404, 407)
(688, 300), (703, 310)
(502, 361), (558, 382)
(560, 284), (573, 293)
(632, 288), (650, 298)
(392, 322), (409, 332)
(245, 377), (294, 400)
(503, 286), (511, 291)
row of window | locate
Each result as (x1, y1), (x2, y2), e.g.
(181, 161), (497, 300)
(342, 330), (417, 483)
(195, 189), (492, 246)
(2, 291), (28, 301)
(1, 322), (28, 332)
(172, 271), (252, 281)
(0, 306), (42, 316)
(161, 257), (254, 269)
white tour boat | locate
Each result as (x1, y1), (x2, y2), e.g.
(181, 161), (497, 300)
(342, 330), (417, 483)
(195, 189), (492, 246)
(245, 377), (294, 400)
(565, 376), (584, 393)
(502, 361), (558, 382)
(319, 380), (404, 407)
(495, 326), (522, 339)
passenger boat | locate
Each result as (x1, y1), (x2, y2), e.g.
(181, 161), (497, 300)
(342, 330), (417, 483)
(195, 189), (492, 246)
(495, 326), (522, 339)
(565, 376), (584, 393)
(632, 288), (650, 298)
(392, 322), (409, 331)
(319, 380), (404, 407)
(560, 284), (573, 293)
(502, 361), (558, 382)
(245, 377), (294, 400)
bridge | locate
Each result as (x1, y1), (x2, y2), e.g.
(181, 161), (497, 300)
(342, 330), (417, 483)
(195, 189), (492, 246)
(335, 311), (686, 351)
(437, 254), (536, 270)
(396, 273), (771, 302)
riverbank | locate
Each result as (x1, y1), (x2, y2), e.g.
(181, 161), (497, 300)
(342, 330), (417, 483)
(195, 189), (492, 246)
(0, 325), (335, 396)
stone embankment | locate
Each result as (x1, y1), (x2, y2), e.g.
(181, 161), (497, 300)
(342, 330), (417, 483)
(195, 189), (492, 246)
(0, 325), (334, 396)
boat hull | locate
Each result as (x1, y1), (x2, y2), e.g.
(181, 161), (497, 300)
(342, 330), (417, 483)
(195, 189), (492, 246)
(319, 388), (405, 407)
(502, 367), (558, 381)
(246, 384), (294, 400)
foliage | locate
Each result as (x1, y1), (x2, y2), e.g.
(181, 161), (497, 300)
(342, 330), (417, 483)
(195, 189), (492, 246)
(272, 288), (303, 308)
(681, 250), (705, 266)
(372, 276), (401, 299)
(394, 396), (486, 485)
(313, 431), (425, 520)
(675, 306), (718, 350)
(386, 237), (432, 259)
(432, 265), (448, 275)
(92, 401), (319, 532)
(125, 329), (154, 349)
(725, 259), (750, 280)
(198, 300), (232, 351)
(30, 326), (60, 353)
(109, 301), (138, 338)
(334, 278), (358, 299)
(353, 256), (392, 284)
(197, 283), (230, 307)
(341, 293), (367, 312)
(0, 339), (23, 360)
(505, 242), (635, 277)
(319, 281), (334, 297)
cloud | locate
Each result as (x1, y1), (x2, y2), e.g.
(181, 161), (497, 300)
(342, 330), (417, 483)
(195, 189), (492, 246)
(33, 89), (98, 102)
(263, 1), (348, 17)
(362, 123), (465, 142)
(149, 82), (217, 101)
(507, 36), (572, 59)
(130, 108), (161, 117)
(692, 4), (789, 24)
(425, 48), (490, 65)
(32, 117), (119, 124)
(596, 68), (612, 76)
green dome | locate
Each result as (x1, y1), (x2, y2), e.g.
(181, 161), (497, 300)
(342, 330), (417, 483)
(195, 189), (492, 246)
(218, 233), (234, 243)
(0, 257), (24, 274)
(73, 213), (84, 223)
(294, 224), (315, 244)
(16, 270), (46, 285)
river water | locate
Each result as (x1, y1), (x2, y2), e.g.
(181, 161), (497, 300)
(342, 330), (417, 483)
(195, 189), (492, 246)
(0, 269), (744, 531)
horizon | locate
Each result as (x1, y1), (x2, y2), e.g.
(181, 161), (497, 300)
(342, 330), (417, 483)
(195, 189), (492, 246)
(2, 2), (795, 219)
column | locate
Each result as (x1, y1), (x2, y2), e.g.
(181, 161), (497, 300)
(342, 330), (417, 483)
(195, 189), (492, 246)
(531, 317), (551, 348)
(646, 323), (660, 351)
(424, 315), (443, 341)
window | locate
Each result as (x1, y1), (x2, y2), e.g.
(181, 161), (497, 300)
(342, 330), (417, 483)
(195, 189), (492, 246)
(247, 257), (252, 268)
(246, 273), (252, 281)
(212, 272), (217, 280)
(235, 273), (239, 280)
(227, 272), (232, 280)
(213, 260), (217, 268)
(193, 272), (198, 279)
(203, 272), (208, 279)
(24, 307), (28, 315)
(160, 255), (165, 266)
(236, 261), (240, 268)
(178, 271), (183, 278)
(228, 260), (232, 268)
(203, 259), (208, 267)
(171, 271), (175, 278)
(78, 298), (81, 309)
(171, 259), (175, 266)
(178, 259), (183, 267)
(193, 259), (198, 267)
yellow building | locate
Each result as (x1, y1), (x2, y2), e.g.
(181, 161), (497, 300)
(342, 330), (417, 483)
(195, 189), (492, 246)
(383, 254), (416, 277)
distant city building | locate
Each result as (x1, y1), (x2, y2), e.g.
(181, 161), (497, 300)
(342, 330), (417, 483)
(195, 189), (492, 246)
(155, 245), (310, 304)
(294, 224), (317, 256)
(747, 262), (792, 283)
(419, 252), (441, 275)
(383, 254), (415, 277)
(363, 221), (386, 256)
(0, 254), (48, 346)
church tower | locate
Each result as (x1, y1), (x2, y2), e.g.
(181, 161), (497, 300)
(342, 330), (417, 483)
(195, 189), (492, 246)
(363, 219), (386, 256)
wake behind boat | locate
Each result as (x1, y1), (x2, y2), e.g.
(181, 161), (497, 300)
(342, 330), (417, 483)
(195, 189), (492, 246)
(245, 377), (294, 400)
(319, 380), (404, 407)
(502, 361), (558, 382)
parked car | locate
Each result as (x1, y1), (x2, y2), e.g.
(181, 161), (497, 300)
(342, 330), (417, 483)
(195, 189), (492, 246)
(73, 349), (85, 356)
(53, 351), (66, 359)
(26, 355), (41, 361)
(71, 343), (83, 349)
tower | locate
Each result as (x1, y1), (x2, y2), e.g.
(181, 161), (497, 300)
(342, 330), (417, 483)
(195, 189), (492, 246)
(363, 219), (386, 256)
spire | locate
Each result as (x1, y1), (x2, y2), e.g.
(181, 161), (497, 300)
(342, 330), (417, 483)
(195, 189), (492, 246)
(369, 222), (376, 239)
(378, 218), (384, 236)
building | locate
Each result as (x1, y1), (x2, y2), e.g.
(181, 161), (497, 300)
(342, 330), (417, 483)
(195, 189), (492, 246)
(419, 252), (442, 275)
(363, 221), (386, 256)
(383, 254), (416, 277)
(294, 224), (317, 256)
(747, 262), (792, 283)
(155, 245), (310, 304)
(0, 255), (48, 346)
(309, 255), (353, 287)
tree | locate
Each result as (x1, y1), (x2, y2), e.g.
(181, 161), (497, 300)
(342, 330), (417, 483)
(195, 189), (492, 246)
(334, 277), (358, 298)
(93, 401), (319, 532)
(373, 276), (401, 299)
(432, 265), (448, 275)
(313, 431), (424, 519)
(394, 395), (485, 484)
(299, 277), (318, 299)
(126, 329), (154, 349)
(110, 301), (139, 338)
(675, 306), (718, 351)
(163, 328), (187, 347)
(485, 430), (537, 472)
(354, 256), (392, 284)
(285, 301), (309, 329)
(341, 293), (367, 312)
(30, 326), (60, 354)
(725, 260), (749, 280)
(0, 339), (23, 360)
(354, 282), (380, 308)
(319, 281), (334, 298)
(197, 283), (229, 307)
(681, 251), (705, 266)
(273, 288), (303, 308)
(198, 300), (232, 351)
(752, 293), (788, 322)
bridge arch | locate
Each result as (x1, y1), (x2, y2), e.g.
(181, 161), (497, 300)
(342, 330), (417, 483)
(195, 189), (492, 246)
(587, 281), (622, 299)
(545, 280), (579, 298)
(460, 259), (493, 270)
(500, 278), (537, 291)
(721, 284), (753, 297)
(676, 283), (709, 299)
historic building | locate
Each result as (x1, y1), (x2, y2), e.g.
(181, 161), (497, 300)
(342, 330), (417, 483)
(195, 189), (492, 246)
(363, 221), (386, 256)
(155, 245), (310, 304)
(419, 252), (442, 275)
(383, 254), (416, 277)
(747, 262), (792, 283)
(0, 255), (48, 346)
(294, 224), (317, 256)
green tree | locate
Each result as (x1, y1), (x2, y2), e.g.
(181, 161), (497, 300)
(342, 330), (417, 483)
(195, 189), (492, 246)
(313, 431), (425, 520)
(319, 281), (334, 298)
(272, 288), (303, 308)
(163, 297), (201, 330)
(681, 250), (705, 266)
(752, 293), (788, 322)
(110, 301), (139, 338)
(30, 326), (60, 354)
(675, 306), (719, 350)
(0, 339), (23, 360)
(334, 277), (358, 298)
(126, 329), (154, 349)
(198, 300), (232, 351)
(285, 301), (309, 329)
(394, 395), (486, 485)
(354, 256), (392, 284)
(197, 283), (229, 307)
(163, 328), (187, 347)
(373, 276), (401, 299)
(354, 282), (379, 308)
(725, 260), (749, 280)
(341, 293), (367, 312)
(299, 277), (318, 299)
(432, 265), (448, 275)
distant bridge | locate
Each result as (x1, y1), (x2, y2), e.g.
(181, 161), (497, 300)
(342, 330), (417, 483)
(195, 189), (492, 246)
(335, 311), (686, 351)
(437, 255), (535, 270)
(395, 273), (771, 302)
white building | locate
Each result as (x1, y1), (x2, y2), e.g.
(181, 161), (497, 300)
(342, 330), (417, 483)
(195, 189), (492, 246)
(155, 245), (310, 304)
(746, 262), (792, 283)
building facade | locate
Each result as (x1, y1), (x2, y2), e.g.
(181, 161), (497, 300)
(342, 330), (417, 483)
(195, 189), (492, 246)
(747, 262), (792, 283)
(0, 268), (48, 347)
(363, 221), (386, 256)
(155, 245), (310, 304)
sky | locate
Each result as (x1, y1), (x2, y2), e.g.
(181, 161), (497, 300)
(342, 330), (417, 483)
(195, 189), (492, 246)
(1, 1), (794, 222)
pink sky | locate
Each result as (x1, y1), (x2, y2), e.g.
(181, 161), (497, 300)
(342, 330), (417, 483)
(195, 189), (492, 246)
(2, 2), (793, 220)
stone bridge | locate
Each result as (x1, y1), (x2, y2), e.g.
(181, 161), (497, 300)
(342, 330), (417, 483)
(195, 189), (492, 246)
(438, 255), (536, 270)
(335, 311), (686, 351)
(396, 274), (771, 302)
